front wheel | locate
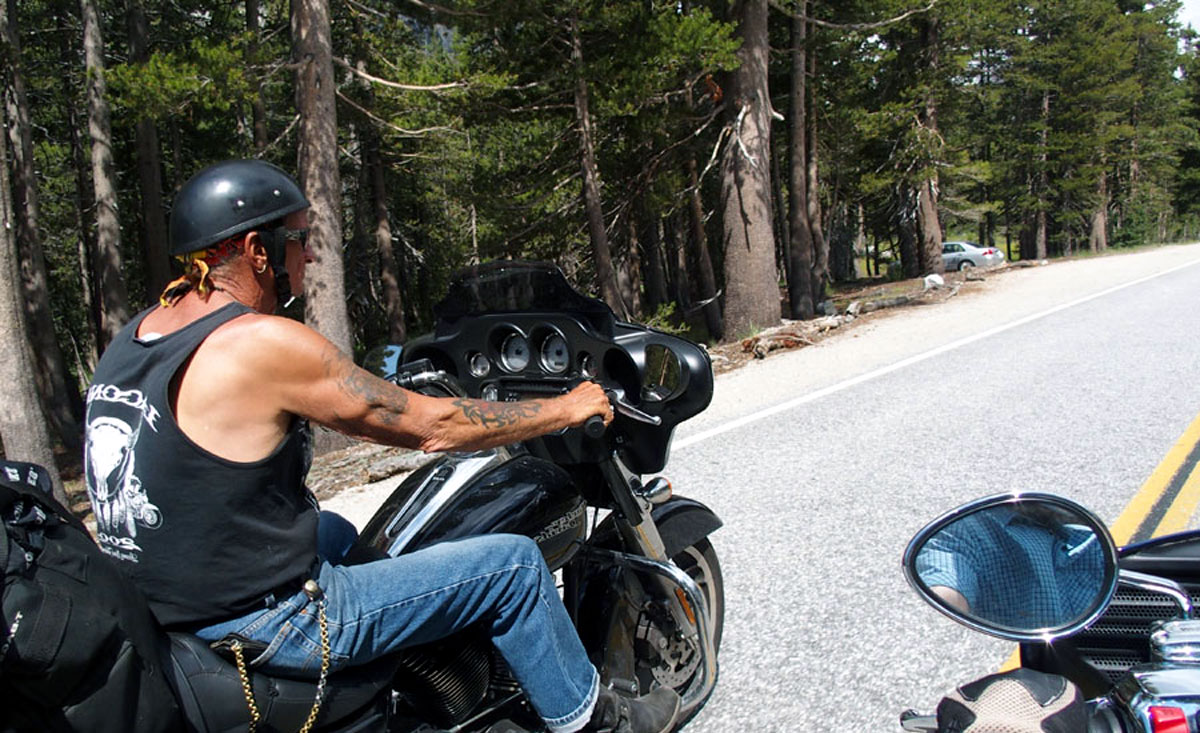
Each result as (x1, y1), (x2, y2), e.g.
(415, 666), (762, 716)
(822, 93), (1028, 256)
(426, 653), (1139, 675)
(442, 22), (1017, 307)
(958, 259), (975, 271)
(633, 539), (724, 721)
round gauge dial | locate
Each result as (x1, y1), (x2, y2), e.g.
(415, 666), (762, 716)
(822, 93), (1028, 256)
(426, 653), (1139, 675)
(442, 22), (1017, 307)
(499, 333), (530, 372)
(579, 353), (597, 379)
(467, 351), (491, 378)
(539, 333), (570, 374)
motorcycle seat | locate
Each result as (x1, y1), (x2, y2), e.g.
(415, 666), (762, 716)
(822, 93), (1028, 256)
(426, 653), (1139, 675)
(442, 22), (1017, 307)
(164, 631), (394, 732)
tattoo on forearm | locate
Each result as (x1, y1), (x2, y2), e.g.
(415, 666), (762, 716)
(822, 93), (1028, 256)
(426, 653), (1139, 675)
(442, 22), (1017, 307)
(325, 349), (409, 424)
(453, 398), (542, 429)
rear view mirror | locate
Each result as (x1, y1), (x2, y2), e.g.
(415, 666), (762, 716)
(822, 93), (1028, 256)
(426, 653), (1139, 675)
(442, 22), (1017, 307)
(902, 493), (1119, 642)
(642, 343), (682, 403)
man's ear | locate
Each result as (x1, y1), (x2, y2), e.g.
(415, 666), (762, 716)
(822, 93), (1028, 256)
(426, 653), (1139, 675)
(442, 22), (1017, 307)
(242, 232), (269, 273)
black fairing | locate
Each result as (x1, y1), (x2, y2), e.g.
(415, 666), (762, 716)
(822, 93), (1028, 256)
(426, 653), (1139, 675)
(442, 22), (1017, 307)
(354, 453), (585, 571)
(401, 261), (713, 474)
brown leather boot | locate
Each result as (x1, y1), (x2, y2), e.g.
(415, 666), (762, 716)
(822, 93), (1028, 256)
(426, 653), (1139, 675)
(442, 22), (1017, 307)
(583, 686), (681, 733)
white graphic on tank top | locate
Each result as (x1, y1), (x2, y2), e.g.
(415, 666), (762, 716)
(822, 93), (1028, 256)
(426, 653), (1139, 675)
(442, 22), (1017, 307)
(84, 385), (164, 562)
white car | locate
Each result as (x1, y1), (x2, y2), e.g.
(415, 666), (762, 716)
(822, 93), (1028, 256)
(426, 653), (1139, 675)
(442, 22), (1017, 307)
(942, 241), (1005, 271)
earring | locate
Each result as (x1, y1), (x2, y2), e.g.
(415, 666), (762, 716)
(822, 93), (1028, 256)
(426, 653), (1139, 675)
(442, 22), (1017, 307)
(255, 262), (268, 274)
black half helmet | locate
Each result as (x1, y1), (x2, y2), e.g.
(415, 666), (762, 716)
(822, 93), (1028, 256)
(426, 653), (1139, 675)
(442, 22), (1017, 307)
(169, 160), (309, 256)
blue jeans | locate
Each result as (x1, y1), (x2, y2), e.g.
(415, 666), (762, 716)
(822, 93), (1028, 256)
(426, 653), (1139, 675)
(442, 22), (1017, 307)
(194, 512), (599, 732)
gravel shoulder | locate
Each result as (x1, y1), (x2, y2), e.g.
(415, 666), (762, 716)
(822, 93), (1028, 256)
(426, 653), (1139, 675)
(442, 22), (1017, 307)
(321, 243), (1200, 529)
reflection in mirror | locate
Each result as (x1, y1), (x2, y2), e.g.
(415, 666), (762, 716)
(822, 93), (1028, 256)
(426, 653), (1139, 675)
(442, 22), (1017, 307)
(642, 344), (682, 403)
(913, 502), (1108, 632)
(361, 344), (404, 381)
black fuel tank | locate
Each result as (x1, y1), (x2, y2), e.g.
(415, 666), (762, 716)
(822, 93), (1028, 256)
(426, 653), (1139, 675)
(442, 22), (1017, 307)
(355, 452), (585, 571)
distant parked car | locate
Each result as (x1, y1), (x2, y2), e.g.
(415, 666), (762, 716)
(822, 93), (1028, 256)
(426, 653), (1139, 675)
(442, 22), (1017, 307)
(942, 240), (1005, 271)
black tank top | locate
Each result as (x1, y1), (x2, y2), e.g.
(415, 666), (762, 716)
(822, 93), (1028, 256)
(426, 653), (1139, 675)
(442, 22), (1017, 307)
(83, 303), (318, 627)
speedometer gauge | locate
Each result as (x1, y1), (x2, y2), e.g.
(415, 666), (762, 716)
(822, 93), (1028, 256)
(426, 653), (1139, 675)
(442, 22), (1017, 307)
(499, 333), (530, 372)
(539, 333), (569, 374)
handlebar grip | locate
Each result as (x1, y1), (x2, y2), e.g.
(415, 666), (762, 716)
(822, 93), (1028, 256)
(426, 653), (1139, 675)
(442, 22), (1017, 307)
(582, 414), (606, 438)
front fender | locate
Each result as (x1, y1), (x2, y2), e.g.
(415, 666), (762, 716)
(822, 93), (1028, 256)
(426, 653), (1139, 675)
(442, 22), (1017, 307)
(587, 495), (721, 558)
(650, 496), (722, 557)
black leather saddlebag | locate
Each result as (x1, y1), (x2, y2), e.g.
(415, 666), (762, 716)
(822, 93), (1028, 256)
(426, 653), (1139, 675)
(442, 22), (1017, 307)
(0, 459), (182, 733)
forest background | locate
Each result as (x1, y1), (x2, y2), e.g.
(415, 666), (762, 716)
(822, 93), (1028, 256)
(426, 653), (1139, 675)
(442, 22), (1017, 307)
(3, 0), (1200, 501)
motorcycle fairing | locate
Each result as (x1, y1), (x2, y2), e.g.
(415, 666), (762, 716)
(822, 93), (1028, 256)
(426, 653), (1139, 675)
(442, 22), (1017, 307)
(354, 450), (586, 571)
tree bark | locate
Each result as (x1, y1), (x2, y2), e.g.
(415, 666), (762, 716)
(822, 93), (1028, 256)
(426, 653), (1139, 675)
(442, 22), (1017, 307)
(637, 201), (668, 314)
(66, 73), (100, 373)
(786, 2), (815, 320)
(292, 0), (353, 353)
(127, 0), (170, 298)
(3, 0), (83, 451)
(1035, 88), (1050, 260)
(247, 0), (268, 152)
(806, 68), (828, 310)
(1089, 170), (1108, 253)
(569, 13), (625, 317)
(367, 129), (406, 343)
(719, 0), (778, 338)
(685, 157), (722, 339)
(83, 0), (131, 350)
(0, 97), (65, 502)
(916, 16), (944, 275)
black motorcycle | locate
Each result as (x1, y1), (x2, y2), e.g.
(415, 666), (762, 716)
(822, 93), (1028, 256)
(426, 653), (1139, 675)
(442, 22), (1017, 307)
(899, 492), (1200, 732)
(164, 261), (724, 732)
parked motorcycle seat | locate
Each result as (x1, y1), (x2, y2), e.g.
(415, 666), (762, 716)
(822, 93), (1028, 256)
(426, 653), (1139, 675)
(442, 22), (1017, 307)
(164, 632), (394, 732)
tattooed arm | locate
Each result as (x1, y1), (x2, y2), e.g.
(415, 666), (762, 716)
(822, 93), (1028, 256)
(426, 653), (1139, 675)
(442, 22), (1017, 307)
(270, 322), (611, 453)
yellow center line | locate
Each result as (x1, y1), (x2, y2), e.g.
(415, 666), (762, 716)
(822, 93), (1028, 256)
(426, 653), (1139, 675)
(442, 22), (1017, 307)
(1110, 410), (1200, 544)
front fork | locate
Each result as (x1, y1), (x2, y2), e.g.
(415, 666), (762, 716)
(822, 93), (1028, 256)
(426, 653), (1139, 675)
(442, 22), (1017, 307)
(587, 455), (719, 710)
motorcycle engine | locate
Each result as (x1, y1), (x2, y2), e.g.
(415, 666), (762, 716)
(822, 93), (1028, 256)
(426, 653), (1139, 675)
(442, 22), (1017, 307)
(393, 632), (495, 728)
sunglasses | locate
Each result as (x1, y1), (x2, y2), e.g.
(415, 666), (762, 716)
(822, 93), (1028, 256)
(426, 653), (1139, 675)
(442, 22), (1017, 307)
(281, 227), (310, 247)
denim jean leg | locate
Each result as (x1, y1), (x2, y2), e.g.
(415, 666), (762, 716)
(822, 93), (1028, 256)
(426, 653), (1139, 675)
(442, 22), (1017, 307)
(317, 510), (358, 564)
(194, 533), (598, 730)
(320, 534), (598, 729)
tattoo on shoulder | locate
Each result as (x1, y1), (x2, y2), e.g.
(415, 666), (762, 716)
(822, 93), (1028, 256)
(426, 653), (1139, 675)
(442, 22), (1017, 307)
(453, 398), (541, 429)
(325, 349), (409, 422)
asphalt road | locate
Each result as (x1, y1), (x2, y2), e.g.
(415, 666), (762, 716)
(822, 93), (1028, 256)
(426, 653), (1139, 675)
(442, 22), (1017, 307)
(663, 245), (1200, 731)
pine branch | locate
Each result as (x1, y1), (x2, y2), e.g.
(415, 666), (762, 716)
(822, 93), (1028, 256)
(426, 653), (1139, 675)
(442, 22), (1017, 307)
(332, 56), (467, 91)
(336, 90), (464, 137)
(769, 0), (938, 31)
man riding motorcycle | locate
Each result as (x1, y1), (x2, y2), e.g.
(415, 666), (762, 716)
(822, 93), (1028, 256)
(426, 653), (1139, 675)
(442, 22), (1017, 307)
(82, 159), (680, 733)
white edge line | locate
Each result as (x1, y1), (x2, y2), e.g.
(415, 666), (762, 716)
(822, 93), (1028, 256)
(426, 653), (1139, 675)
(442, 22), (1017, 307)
(673, 258), (1200, 451)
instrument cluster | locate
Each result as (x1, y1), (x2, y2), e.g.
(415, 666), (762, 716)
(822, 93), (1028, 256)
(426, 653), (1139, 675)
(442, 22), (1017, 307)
(462, 323), (599, 384)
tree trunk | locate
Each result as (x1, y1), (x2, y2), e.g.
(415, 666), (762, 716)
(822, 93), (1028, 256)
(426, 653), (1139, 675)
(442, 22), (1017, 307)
(786, 3), (815, 320)
(916, 17), (944, 275)
(569, 13), (625, 317)
(806, 72), (828, 310)
(685, 158), (722, 339)
(618, 217), (642, 318)
(83, 0), (131, 350)
(720, 0), (778, 338)
(916, 177), (943, 274)
(127, 0), (170, 298)
(66, 80), (101, 372)
(1089, 170), (1108, 253)
(1035, 89), (1050, 260)
(897, 186), (920, 278)
(0, 97), (65, 502)
(367, 131), (406, 343)
(638, 202), (668, 314)
(292, 0), (353, 353)
(247, 0), (268, 152)
(3, 0), (83, 451)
